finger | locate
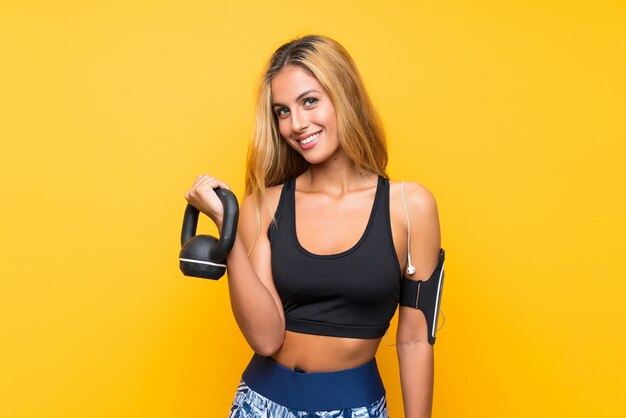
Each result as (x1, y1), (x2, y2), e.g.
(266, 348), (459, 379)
(201, 179), (230, 191)
(196, 178), (218, 191)
(193, 174), (215, 187)
(197, 177), (227, 190)
(199, 175), (227, 188)
(214, 180), (230, 190)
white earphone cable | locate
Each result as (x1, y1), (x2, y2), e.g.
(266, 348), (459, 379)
(402, 181), (413, 272)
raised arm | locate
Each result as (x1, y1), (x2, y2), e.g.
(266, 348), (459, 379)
(395, 182), (442, 418)
(185, 174), (285, 356)
(224, 191), (286, 356)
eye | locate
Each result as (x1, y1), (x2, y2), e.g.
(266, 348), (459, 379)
(303, 97), (318, 106)
(275, 107), (289, 118)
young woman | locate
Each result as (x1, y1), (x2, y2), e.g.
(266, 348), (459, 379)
(185, 35), (443, 418)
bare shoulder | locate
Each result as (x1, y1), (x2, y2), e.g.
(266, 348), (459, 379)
(389, 179), (441, 280)
(265, 183), (285, 207)
(389, 180), (439, 223)
(239, 183), (286, 244)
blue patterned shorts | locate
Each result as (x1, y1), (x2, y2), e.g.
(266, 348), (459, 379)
(228, 379), (388, 417)
(228, 354), (389, 418)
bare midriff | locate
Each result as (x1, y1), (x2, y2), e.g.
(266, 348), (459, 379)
(270, 330), (382, 372)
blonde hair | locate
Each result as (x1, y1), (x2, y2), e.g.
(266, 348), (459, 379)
(245, 35), (389, 249)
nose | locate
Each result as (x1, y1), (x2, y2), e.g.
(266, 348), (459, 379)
(291, 109), (309, 133)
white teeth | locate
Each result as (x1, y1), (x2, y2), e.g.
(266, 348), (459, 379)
(300, 132), (320, 145)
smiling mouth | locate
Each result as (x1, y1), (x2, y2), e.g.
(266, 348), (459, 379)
(299, 131), (321, 145)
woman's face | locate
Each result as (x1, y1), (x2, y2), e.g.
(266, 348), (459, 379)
(270, 65), (340, 165)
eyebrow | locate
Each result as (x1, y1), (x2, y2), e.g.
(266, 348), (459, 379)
(272, 89), (321, 108)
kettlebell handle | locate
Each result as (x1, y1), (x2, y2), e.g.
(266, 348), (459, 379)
(181, 188), (239, 260)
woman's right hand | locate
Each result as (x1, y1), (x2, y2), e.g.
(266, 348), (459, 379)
(184, 175), (231, 229)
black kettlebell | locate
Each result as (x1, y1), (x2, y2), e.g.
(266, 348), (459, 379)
(179, 188), (239, 279)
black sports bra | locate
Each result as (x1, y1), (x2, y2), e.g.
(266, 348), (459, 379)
(267, 175), (403, 339)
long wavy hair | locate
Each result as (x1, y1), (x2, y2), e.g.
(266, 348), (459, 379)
(245, 35), (389, 249)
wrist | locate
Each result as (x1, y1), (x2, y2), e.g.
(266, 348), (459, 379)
(215, 217), (224, 233)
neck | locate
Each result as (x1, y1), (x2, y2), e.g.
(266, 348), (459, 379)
(300, 149), (377, 195)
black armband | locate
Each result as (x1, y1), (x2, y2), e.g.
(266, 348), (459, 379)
(399, 248), (446, 345)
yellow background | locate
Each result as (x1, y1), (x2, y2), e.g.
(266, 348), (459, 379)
(2, 0), (625, 417)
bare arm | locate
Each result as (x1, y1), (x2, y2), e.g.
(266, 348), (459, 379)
(223, 193), (286, 356)
(185, 175), (285, 356)
(395, 182), (441, 418)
